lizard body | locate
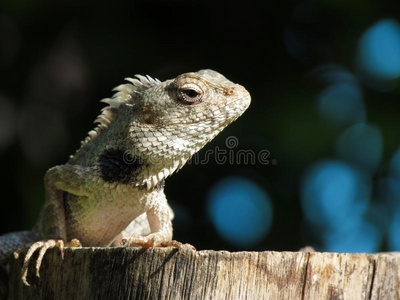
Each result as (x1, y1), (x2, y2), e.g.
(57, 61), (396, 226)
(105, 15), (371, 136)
(0, 69), (251, 285)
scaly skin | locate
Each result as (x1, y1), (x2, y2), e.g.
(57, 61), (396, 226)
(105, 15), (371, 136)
(0, 69), (251, 285)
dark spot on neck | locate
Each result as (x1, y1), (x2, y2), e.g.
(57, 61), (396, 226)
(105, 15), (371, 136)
(98, 149), (144, 184)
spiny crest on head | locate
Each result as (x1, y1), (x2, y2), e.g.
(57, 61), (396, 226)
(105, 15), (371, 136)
(80, 74), (161, 147)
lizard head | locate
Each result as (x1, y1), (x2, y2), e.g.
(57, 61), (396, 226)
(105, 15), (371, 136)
(92, 69), (250, 188)
(132, 69), (250, 150)
(158, 69), (250, 127)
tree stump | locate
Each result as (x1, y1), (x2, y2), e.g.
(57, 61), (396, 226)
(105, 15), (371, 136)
(4, 248), (400, 299)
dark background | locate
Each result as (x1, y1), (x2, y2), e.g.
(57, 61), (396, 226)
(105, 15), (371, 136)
(1, 0), (400, 252)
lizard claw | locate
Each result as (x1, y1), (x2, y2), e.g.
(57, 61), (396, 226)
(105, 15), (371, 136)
(160, 240), (196, 250)
(122, 236), (196, 250)
(17, 239), (81, 286)
(19, 239), (63, 286)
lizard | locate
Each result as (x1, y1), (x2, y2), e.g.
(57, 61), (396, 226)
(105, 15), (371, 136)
(0, 69), (251, 286)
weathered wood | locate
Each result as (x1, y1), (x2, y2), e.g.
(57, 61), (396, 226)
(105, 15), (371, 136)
(5, 248), (400, 299)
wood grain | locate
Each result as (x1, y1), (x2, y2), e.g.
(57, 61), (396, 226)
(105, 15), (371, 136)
(6, 248), (400, 299)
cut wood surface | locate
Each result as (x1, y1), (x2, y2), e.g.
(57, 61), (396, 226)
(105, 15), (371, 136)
(6, 248), (400, 299)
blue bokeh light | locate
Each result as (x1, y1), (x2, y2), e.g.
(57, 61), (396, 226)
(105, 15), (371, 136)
(314, 64), (365, 126)
(324, 219), (381, 253)
(302, 160), (370, 229)
(335, 123), (383, 172)
(207, 176), (273, 248)
(357, 19), (400, 88)
(317, 82), (365, 126)
(301, 160), (380, 252)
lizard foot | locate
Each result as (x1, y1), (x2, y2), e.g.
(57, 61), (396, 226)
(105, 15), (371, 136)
(122, 236), (195, 250)
(14, 239), (81, 286)
(160, 240), (196, 250)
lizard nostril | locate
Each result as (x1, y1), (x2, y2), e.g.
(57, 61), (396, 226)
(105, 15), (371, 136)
(226, 89), (235, 96)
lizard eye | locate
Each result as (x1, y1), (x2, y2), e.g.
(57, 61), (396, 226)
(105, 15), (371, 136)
(182, 88), (200, 99)
(178, 83), (204, 105)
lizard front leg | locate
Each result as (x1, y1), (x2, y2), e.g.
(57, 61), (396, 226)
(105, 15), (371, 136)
(20, 165), (89, 285)
(122, 191), (195, 250)
(37, 164), (92, 238)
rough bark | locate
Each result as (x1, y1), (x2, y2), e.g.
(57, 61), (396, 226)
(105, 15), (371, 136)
(5, 248), (400, 300)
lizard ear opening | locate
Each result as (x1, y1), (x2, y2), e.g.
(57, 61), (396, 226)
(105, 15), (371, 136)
(141, 108), (157, 125)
